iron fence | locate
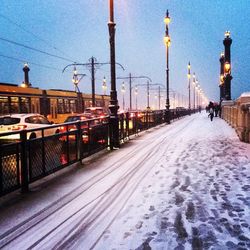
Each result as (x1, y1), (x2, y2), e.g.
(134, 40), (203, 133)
(0, 109), (191, 196)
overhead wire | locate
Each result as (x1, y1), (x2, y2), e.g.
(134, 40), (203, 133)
(0, 37), (76, 63)
(0, 13), (75, 61)
(0, 54), (62, 71)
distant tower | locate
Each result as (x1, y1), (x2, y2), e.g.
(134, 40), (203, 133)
(223, 31), (232, 100)
(22, 63), (31, 87)
(219, 52), (225, 100)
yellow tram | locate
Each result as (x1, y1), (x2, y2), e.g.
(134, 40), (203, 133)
(0, 82), (110, 123)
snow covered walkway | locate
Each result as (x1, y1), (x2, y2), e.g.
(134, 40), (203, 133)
(0, 112), (250, 250)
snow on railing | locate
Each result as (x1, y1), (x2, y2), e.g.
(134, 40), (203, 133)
(222, 96), (250, 143)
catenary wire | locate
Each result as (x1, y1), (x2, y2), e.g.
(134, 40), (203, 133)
(0, 54), (62, 71)
(0, 37), (76, 63)
(0, 13), (74, 60)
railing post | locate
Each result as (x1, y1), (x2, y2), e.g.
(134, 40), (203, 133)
(20, 130), (29, 193)
(0, 145), (2, 195)
(120, 113), (124, 141)
(76, 121), (82, 161)
(126, 112), (129, 138)
(134, 112), (138, 134)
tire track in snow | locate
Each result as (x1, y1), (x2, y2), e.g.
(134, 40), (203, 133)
(0, 116), (196, 249)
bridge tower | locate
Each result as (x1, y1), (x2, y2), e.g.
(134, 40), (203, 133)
(219, 52), (225, 100)
(223, 31), (232, 100)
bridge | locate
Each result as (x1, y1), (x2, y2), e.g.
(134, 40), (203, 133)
(0, 107), (249, 249)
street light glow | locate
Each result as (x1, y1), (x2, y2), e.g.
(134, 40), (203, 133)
(225, 31), (230, 38)
(164, 36), (171, 47)
(224, 62), (231, 73)
(164, 16), (171, 24)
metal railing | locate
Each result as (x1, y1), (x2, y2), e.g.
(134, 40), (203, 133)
(0, 109), (191, 196)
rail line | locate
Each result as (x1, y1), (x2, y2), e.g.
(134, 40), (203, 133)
(0, 117), (195, 249)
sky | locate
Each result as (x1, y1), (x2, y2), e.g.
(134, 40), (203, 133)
(0, 0), (250, 109)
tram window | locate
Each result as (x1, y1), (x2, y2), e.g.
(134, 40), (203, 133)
(70, 100), (76, 113)
(65, 99), (70, 113)
(0, 96), (9, 114)
(85, 100), (91, 108)
(10, 97), (19, 113)
(20, 97), (30, 113)
(58, 99), (64, 114)
(96, 100), (102, 107)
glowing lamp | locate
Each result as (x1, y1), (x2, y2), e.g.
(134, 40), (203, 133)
(164, 36), (171, 47)
(164, 16), (170, 25)
(224, 62), (231, 73)
(225, 31), (230, 38)
(220, 74), (224, 83)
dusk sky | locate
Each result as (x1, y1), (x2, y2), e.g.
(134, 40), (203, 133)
(0, 1), (250, 109)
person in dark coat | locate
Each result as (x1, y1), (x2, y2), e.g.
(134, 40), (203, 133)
(214, 104), (219, 117)
(208, 101), (214, 121)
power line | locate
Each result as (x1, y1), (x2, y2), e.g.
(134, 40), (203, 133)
(0, 54), (61, 71)
(0, 13), (74, 60)
(0, 37), (75, 63)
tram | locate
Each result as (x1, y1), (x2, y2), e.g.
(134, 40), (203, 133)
(0, 82), (110, 123)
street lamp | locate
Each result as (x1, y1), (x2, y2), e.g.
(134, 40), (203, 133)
(21, 63), (31, 88)
(164, 10), (171, 124)
(192, 73), (196, 111)
(187, 62), (191, 113)
(121, 82), (125, 110)
(102, 76), (107, 95)
(223, 30), (232, 100)
(196, 78), (199, 109)
(219, 52), (225, 100)
(72, 66), (86, 93)
(108, 0), (119, 149)
(134, 86), (138, 110)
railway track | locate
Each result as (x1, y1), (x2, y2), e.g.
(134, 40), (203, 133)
(0, 117), (195, 249)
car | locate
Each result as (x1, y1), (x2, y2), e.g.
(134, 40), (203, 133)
(0, 113), (59, 141)
(83, 107), (109, 118)
(59, 114), (107, 144)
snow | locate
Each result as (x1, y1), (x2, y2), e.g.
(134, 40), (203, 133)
(240, 92), (250, 97)
(0, 112), (250, 249)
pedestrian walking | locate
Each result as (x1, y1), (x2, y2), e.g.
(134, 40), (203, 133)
(208, 101), (214, 121)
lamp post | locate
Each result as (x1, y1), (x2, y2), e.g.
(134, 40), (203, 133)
(196, 78), (199, 109)
(192, 73), (196, 111)
(219, 52), (225, 101)
(117, 74), (152, 110)
(108, 0), (119, 149)
(134, 87), (138, 110)
(164, 10), (171, 124)
(102, 76), (107, 95)
(223, 31), (232, 100)
(187, 62), (191, 113)
(72, 66), (86, 93)
(21, 63), (31, 87)
(121, 82), (125, 110)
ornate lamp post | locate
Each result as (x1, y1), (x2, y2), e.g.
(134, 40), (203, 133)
(192, 72), (196, 111)
(187, 62), (191, 113)
(134, 87), (138, 110)
(164, 10), (171, 124)
(223, 31), (232, 100)
(21, 63), (31, 88)
(196, 78), (199, 109)
(121, 82), (125, 110)
(102, 76), (107, 95)
(71, 66), (86, 93)
(219, 52), (225, 101)
(108, 0), (119, 149)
